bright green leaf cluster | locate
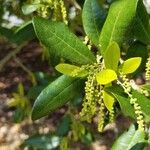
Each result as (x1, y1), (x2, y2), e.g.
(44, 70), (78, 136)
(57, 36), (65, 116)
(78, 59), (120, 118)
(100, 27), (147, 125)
(96, 69), (117, 85)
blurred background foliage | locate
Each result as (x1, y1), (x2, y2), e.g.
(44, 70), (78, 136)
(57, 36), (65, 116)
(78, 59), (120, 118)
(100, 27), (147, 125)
(0, 0), (150, 149)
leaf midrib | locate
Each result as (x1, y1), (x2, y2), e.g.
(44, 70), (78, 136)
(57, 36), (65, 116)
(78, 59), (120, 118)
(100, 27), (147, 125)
(90, 1), (99, 39)
(137, 16), (150, 42)
(125, 131), (142, 150)
(109, 9), (122, 45)
(42, 24), (94, 64)
(33, 79), (79, 117)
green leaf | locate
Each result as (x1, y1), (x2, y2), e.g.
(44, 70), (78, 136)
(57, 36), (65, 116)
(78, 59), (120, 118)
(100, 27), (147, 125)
(33, 17), (95, 65)
(55, 63), (88, 77)
(96, 69), (117, 85)
(0, 21), (35, 44)
(99, 0), (138, 55)
(82, 0), (106, 45)
(111, 124), (146, 150)
(121, 57), (142, 74)
(133, 1), (150, 45)
(141, 84), (150, 93)
(22, 4), (41, 15)
(104, 41), (120, 71)
(56, 115), (71, 136)
(13, 107), (25, 123)
(22, 134), (60, 150)
(103, 91), (114, 111)
(126, 42), (148, 74)
(105, 85), (136, 119)
(113, 94), (136, 119)
(13, 21), (36, 44)
(32, 75), (83, 120)
(104, 85), (125, 96)
(132, 90), (150, 122)
(0, 26), (14, 41)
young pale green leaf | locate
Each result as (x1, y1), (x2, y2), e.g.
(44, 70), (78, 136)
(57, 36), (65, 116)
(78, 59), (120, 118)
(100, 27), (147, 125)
(33, 17), (95, 65)
(126, 42), (148, 74)
(96, 69), (117, 85)
(32, 75), (83, 120)
(132, 90), (150, 122)
(82, 0), (106, 45)
(121, 57), (142, 74)
(111, 125), (146, 150)
(99, 0), (138, 55)
(55, 63), (88, 77)
(133, 1), (150, 45)
(104, 41), (120, 71)
(22, 4), (41, 15)
(103, 91), (114, 112)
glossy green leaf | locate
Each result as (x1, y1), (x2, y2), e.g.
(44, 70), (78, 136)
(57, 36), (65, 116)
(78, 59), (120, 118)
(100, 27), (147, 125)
(32, 75), (83, 120)
(99, 0), (138, 55)
(132, 90), (150, 122)
(104, 85), (125, 96)
(33, 17), (95, 65)
(82, 0), (106, 45)
(103, 91), (114, 111)
(113, 94), (135, 119)
(126, 42), (148, 74)
(105, 85), (135, 118)
(121, 57), (142, 74)
(104, 41), (120, 71)
(96, 69), (117, 85)
(133, 1), (150, 45)
(111, 124), (146, 150)
(55, 63), (88, 77)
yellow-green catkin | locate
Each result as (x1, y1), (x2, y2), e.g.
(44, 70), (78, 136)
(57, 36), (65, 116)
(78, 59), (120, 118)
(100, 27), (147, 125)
(80, 56), (105, 130)
(140, 88), (149, 97)
(119, 72), (131, 93)
(83, 36), (89, 45)
(59, 0), (68, 24)
(83, 36), (92, 50)
(70, 65), (88, 77)
(130, 96), (144, 131)
(80, 71), (97, 122)
(146, 57), (150, 80)
(94, 84), (105, 132)
(38, 0), (53, 18)
(117, 72), (145, 131)
(98, 100), (105, 132)
(109, 107), (115, 123)
(42, 7), (48, 18)
(53, 0), (62, 21)
(60, 137), (69, 150)
(71, 120), (85, 142)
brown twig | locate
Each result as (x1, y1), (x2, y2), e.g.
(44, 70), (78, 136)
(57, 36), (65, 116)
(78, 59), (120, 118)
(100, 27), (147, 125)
(0, 42), (27, 72)
(14, 57), (37, 86)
